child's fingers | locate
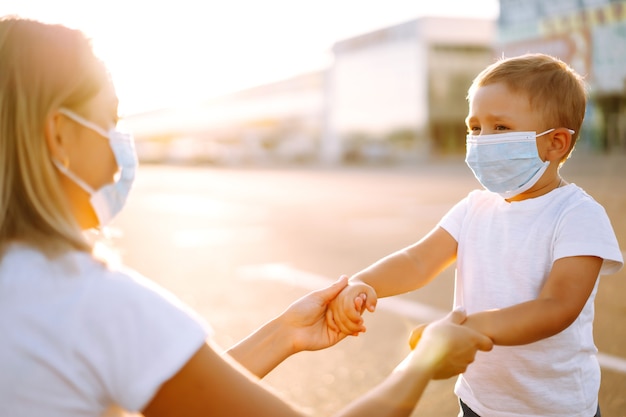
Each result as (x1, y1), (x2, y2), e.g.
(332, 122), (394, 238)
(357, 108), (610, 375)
(354, 295), (367, 313)
(360, 288), (377, 313)
(337, 320), (364, 335)
(334, 304), (366, 335)
(344, 297), (365, 323)
(326, 309), (339, 333)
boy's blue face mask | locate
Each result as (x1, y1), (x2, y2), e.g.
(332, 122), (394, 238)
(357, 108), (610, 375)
(465, 129), (572, 199)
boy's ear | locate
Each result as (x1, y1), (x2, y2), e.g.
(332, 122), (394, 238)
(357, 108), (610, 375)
(545, 128), (572, 161)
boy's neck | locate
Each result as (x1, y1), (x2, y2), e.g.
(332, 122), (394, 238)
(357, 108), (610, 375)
(506, 176), (564, 203)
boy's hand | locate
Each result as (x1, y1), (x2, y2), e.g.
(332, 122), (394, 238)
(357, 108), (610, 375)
(327, 280), (378, 336)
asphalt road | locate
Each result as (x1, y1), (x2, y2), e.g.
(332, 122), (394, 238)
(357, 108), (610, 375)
(112, 152), (626, 416)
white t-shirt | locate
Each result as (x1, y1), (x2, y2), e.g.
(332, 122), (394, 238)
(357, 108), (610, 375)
(0, 244), (211, 417)
(439, 184), (623, 417)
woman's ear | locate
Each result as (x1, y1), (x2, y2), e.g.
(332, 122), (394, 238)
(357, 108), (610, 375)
(44, 110), (70, 166)
(545, 128), (572, 162)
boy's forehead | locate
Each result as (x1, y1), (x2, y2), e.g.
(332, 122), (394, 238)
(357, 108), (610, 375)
(471, 82), (527, 101)
(469, 83), (531, 113)
(467, 82), (538, 126)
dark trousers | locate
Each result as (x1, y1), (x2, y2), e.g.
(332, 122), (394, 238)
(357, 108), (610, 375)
(460, 399), (601, 417)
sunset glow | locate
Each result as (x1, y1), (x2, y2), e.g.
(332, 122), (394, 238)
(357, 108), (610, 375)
(1, 0), (498, 115)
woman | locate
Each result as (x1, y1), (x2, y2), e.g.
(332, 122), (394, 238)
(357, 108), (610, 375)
(0, 16), (492, 417)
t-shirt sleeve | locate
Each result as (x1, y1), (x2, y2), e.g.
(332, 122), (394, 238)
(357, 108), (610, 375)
(76, 268), (212, 413)
(437, 194), (471, 241)
(554, 200), (624, 275)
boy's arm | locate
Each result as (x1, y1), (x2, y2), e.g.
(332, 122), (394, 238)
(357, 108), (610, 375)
(461, 256), (602, 345)
(351, 226), (458, 299)
(329, 226), (458, 335)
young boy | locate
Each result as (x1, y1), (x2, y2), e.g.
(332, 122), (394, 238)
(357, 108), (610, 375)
(328, 53), (624, 417)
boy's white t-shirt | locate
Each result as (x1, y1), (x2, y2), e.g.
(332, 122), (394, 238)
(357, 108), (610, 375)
(0, 244), (211, 417)
(439, 184), (623, 417)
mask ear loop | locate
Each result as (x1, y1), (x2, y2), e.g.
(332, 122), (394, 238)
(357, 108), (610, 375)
(58, 108), (110, 138)
(536, 128), (555, 138)
(537, 128), (575, 137)
(52, 157), (114, 236)
(51, 158), (96, 196)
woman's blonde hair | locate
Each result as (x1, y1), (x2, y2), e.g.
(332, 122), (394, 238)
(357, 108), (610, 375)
(0, 17), (109, 256)
(468, 53), (587, 158)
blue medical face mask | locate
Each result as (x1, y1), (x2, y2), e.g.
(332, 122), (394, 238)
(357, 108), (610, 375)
(53, 108), (138, 226)
(465, 129), (572, 199)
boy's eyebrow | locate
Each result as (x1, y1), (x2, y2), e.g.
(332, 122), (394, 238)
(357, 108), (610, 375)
(466, 112), (514, 124)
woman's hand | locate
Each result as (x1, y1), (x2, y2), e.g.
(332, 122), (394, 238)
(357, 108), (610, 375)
(279, 275), (358, 353)
(402, 308), (493, 380)
(227, 275), (356, 378)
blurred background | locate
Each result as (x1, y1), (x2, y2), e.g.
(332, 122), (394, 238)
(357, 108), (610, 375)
(3, 1), (625, 416)
(124, 0), (626, 166)
(5, 0), (626, 165)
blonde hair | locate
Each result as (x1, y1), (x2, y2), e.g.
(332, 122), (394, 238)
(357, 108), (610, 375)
(468, 53), (587, 158)
(0, 17), (109, 256)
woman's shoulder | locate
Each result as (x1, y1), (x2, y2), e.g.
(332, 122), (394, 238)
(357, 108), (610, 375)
(1, 243), (105, 283)
(1, 243), (208, 329)
(1, 243), (158, 305)
(1, 245), (210, 413)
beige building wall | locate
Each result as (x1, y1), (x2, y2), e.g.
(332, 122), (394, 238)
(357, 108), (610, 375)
(325, 16), (495, 164)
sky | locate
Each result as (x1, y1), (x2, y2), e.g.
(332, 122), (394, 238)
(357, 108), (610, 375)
(1, 0), (499, 116)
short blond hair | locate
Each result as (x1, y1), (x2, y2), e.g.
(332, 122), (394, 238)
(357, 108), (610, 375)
(0, 17), (109, 256)
(468, 53), (587, 157)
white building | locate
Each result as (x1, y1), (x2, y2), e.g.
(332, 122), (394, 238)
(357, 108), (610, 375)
(323, 16), (495, 164)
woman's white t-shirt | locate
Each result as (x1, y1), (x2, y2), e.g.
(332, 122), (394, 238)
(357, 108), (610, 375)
(0, 244), (211, 417)
(439, 184), (623, 417)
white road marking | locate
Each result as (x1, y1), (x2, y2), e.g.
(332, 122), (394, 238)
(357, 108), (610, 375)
(238, 262), (626, 375)
(172, 226), (269, 247)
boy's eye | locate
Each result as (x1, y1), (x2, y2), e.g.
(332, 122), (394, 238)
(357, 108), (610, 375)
(468, 126), (481, 134)
(494, 125), (509, 131)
